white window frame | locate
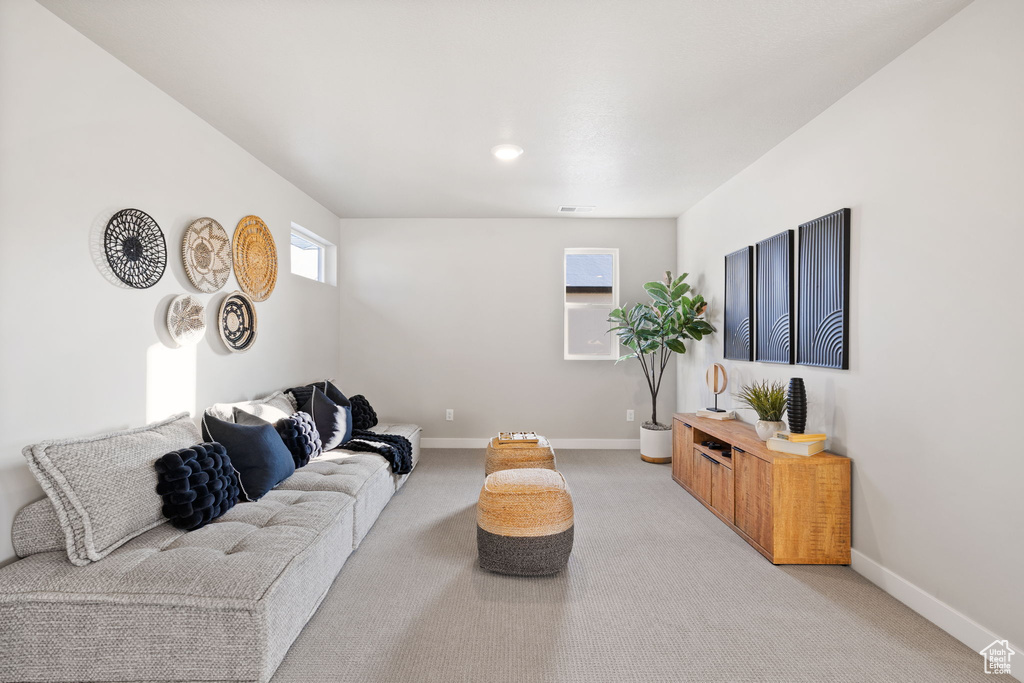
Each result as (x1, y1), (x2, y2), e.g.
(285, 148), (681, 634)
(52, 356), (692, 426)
(290, 223), (337, 286)
(564, 247), (620, 361)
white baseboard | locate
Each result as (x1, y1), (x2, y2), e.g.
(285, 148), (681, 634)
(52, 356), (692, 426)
(851, 549), (1021, 679)
(420, 438), (640, 450)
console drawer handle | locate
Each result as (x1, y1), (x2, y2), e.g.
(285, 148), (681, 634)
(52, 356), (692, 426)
(700, 452), (717, 464)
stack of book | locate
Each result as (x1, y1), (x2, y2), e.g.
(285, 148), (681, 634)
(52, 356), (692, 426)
(766, 431), (827, 456)
(696, 409), (736, 420)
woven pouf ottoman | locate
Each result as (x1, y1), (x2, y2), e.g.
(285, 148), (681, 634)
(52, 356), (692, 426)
(484, 437), (556, 475)
(477, 468), (574, 576)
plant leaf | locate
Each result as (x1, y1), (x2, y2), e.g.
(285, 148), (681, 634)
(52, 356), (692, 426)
(665, 339), (687, 354)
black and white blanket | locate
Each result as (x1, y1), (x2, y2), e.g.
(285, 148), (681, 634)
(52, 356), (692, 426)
(343, 429), (413, 475)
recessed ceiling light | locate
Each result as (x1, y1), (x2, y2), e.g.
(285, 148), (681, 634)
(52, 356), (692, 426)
(491, 144), (524, 161)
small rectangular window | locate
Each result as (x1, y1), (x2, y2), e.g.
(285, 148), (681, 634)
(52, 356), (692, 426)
(564, 248), (619, 360)
(290, 223), (335, 285)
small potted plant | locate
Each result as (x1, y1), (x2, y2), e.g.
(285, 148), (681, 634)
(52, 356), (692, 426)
(608, 272), (715, 463)
(734, 380), (788, 440)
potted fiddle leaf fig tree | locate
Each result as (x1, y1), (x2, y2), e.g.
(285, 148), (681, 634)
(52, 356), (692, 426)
(608, 271), (715, 463)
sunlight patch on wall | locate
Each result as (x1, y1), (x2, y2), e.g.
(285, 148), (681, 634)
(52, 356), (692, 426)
(146, 343), (197, 423)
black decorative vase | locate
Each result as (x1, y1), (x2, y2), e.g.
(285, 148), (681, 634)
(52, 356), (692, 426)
(787, 378), (807, 434)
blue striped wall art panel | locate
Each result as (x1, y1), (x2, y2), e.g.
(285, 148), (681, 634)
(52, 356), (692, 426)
(797, 208), (850, 369)
(755, 229), (795, 364)
(724, 246), (754, 361)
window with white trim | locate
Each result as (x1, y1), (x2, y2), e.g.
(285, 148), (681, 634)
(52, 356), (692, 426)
(564, 248), (619, 360)
(290, 223), (336, 285)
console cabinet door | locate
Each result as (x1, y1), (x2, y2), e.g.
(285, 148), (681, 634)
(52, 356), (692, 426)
(691, 449), (712, 504)
(710, 461), (734, 524)
(672, 420), (693, 488)
(734, 449), (772, 552)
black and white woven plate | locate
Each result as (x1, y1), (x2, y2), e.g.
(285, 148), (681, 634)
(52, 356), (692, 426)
(218, 291), (257, 353)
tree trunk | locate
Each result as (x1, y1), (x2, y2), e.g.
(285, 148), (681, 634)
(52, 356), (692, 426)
(650, 385), (659, 426)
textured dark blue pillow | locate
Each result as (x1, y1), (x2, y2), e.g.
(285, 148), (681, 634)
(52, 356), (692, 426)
(234, 408), (322, 468)
(154, 442), (239, 530)
(288, 380), (353, 444)
(278, 411), (322, 466)
(202, 413), (295, 501)
(349, 394), (378, 430)
(298, 387), (350, 451)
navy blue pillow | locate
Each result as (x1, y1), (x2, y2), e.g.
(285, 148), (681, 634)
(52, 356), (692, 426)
(154, 442), (239, 530)
(288, 380), (353, 444)
(349, 394), (378, 430)
(298, 387), (350, 451)
(234, 408), (322, 468)
(202, 413), (295, 501)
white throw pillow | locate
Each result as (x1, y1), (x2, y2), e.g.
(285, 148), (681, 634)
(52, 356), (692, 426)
(205, 390), (296, 423)
(22, 412), (201, 566)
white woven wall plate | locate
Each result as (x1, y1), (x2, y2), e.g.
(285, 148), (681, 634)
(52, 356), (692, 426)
(183, 217), (232, 293)
(166, 294), (207, 346)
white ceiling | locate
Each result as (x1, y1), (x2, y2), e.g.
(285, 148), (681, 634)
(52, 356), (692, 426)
(39, 0), (971, 219)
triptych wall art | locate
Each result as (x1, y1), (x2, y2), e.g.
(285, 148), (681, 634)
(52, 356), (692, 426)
(723, 208), (850, 370)
(101, 209), (278, 354)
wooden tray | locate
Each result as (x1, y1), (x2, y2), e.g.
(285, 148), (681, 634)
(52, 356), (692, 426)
(495, 431), (540, 446)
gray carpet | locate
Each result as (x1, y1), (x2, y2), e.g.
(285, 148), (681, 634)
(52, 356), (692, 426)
(271, 449), (988, 682)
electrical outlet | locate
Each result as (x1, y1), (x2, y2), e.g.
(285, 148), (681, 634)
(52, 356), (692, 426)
(445, 409), (454, 421)
(626, 410), (635, 422)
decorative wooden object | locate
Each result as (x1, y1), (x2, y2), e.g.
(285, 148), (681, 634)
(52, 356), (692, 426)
(755, 229), (794, 364)
(183, 217), (232, 293)
(672, 413), (850, 564)
(724, 246), (753, 361)
(218, 291), (257, 353)
(104, 208), (167, 289)
(232, 215), (277, 302)
(797, 209), (850, 369)
(704, 362), (728, 412)
(166, 294), (206, 346)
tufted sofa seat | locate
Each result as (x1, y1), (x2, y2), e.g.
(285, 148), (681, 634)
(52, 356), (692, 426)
(0, 422), (421, 683)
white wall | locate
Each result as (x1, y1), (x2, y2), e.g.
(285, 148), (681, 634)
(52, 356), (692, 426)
(337, 218), (681, 444)
(676, 0), (1023, 652)
(0, 0), (342, 564)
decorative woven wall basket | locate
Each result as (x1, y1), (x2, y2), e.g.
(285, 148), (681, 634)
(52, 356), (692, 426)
(219, 291), (257, 353)
(182, 217), (232, 293)
(104, 208), (167, 289)
(166, 294), (206, 347)
(232, 215), (277, 301)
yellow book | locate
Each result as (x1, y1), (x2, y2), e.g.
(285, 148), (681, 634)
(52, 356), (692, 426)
(775, 432), (827, 443)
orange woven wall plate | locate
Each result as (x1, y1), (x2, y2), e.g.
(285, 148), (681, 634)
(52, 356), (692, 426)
(232, 215), (277, 301)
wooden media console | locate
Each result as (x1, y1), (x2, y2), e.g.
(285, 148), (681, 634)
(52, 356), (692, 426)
(672, 413), (850, 564)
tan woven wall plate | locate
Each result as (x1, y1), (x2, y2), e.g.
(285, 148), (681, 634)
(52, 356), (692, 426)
(218, 291), (258, 353)
(232, 215), (277, 301)
(182, 217), (232, 293)
(166, 294), (207, 347)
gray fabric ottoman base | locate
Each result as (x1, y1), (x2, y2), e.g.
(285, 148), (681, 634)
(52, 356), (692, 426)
(477, 525), (574, 576)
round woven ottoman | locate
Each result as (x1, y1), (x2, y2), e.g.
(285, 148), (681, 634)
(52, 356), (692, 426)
(484, 437), (556, 475)
(477, 468), (574, 576)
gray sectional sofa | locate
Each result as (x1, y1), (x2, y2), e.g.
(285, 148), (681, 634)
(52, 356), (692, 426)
(0, 394), (421, 683)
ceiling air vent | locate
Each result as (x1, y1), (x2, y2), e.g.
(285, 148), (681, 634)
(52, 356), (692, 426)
(558, 205), (596, 213)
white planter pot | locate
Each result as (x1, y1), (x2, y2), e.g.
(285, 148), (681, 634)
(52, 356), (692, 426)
(640, 426), (673, 463)
(755, 420), (786, 441)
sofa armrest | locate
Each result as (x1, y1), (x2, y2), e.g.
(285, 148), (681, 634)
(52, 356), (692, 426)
(12, 499), (65, 558)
